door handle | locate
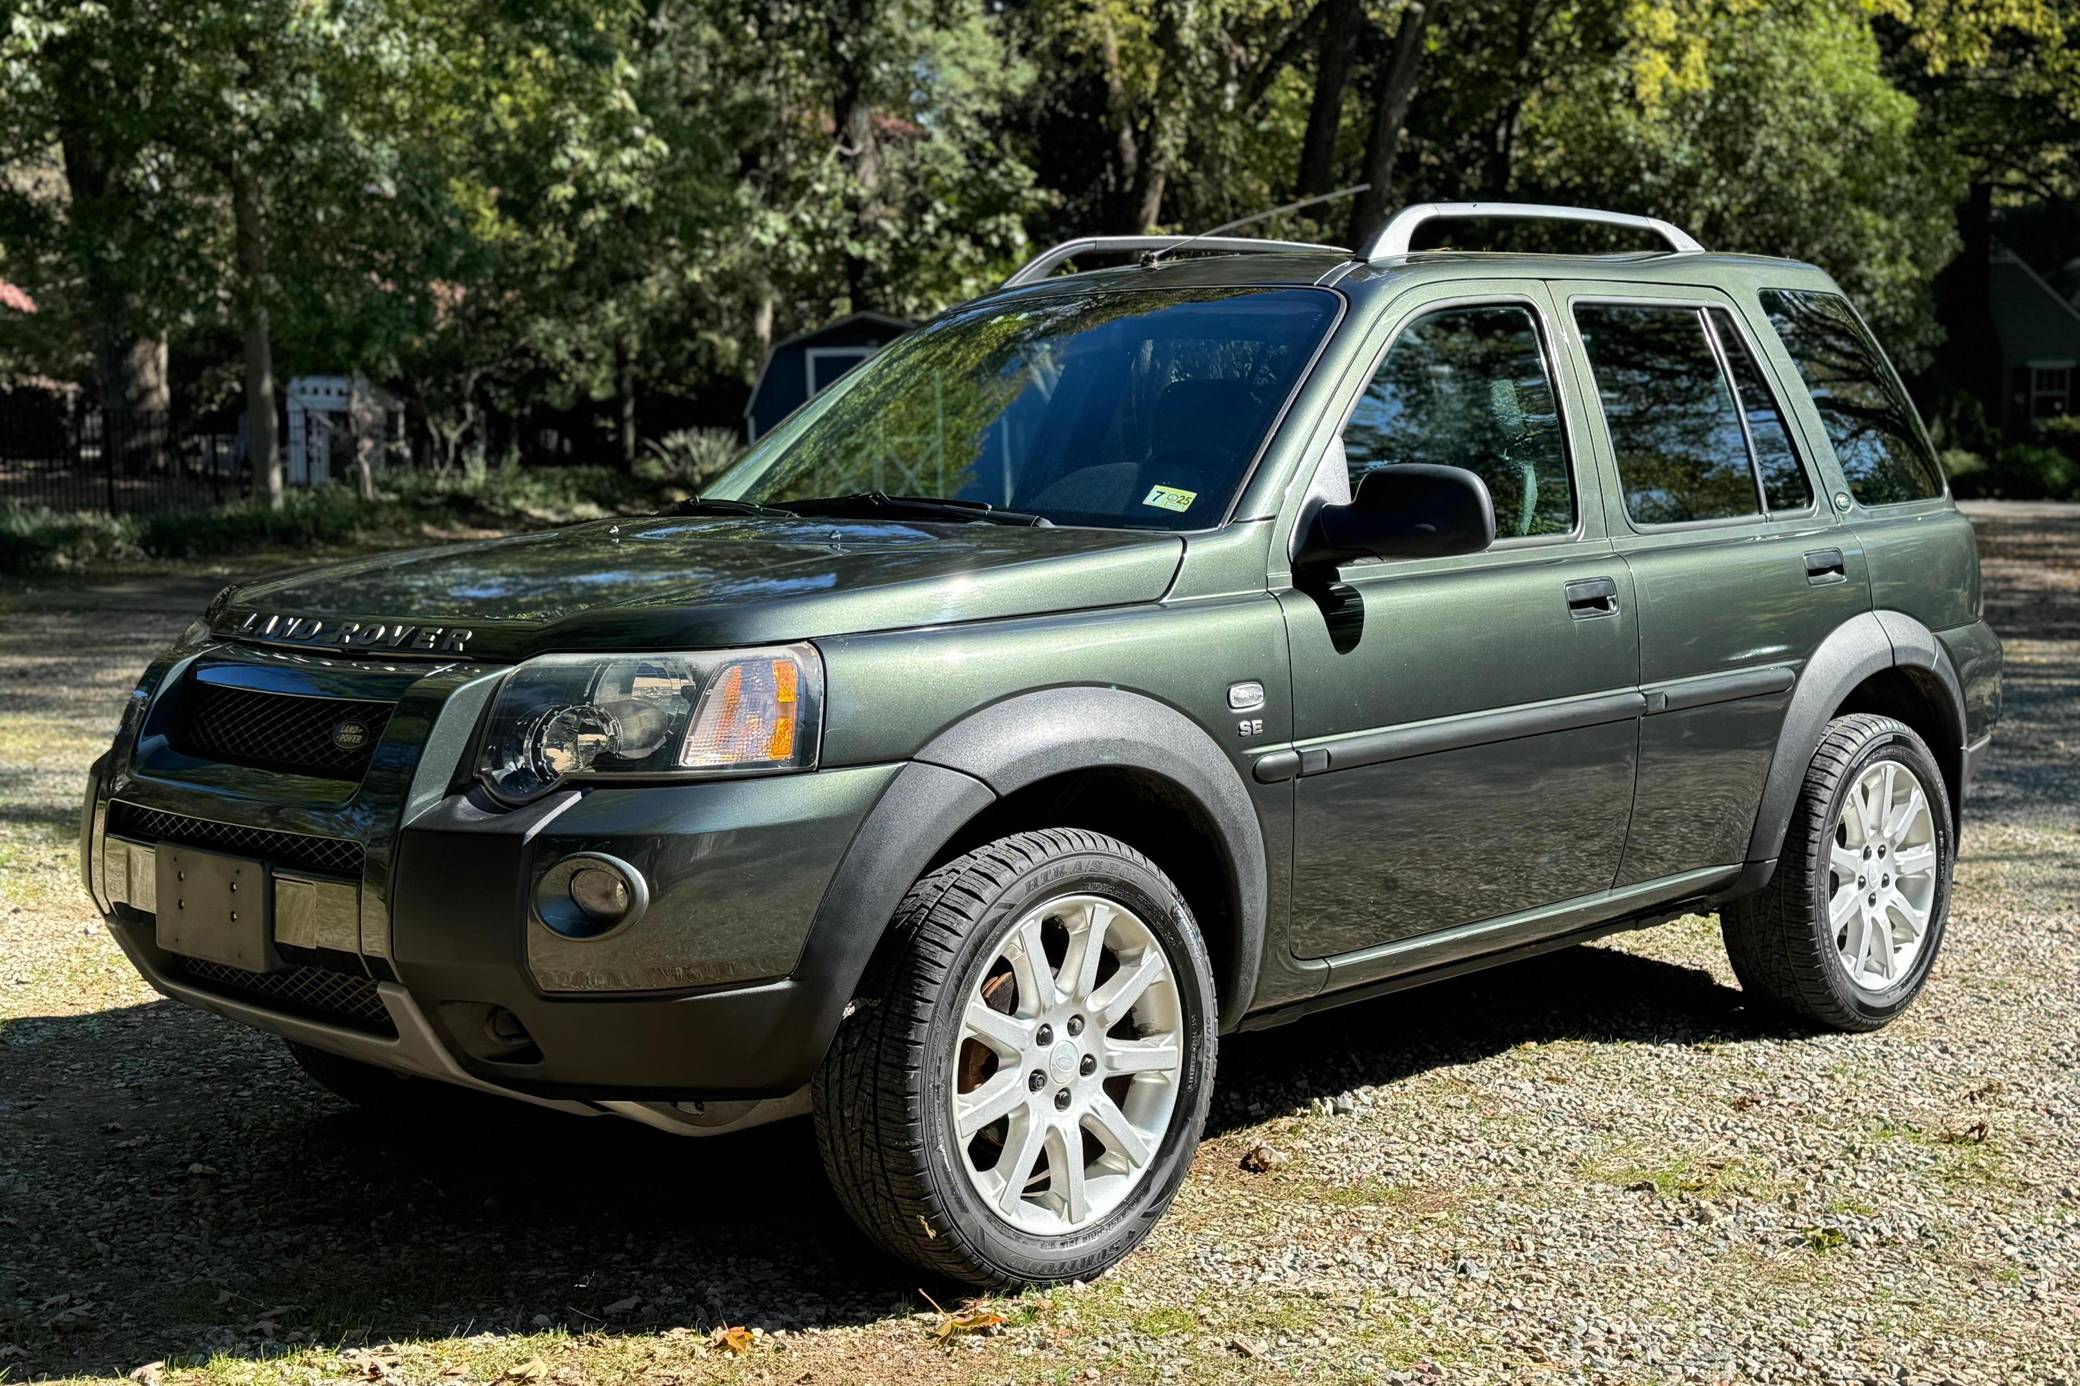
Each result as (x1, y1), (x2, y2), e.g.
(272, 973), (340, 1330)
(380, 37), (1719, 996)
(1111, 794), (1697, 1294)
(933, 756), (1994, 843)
(1804, 548), (1846, 584)
(1564, 576), (1619, 620)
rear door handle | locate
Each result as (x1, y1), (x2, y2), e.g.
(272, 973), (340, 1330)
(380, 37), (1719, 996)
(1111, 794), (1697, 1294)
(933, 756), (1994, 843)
(1804, 548), (1846, 584)
(1565, 576), (1619, 620)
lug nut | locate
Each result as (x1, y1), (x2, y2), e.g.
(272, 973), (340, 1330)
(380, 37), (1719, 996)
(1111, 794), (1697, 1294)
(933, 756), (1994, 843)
(1067, 1015), (1084, 1036)
(1036, 1023), (1053, 1046)
(1878, 845), (1887, 857)
(1028, 1070), (1046, 1092)
(1863, 846), (1872, 859)
(1858, 876), (1866, 888)
(1080, 1054), (1097, 1076)
(1054, 1089), (1072, 1110)
(1869, 893), (1878, 905)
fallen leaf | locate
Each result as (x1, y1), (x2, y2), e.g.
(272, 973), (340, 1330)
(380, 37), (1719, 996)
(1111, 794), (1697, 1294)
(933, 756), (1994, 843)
(129, 1362), (165, 1386)
(1940, 1120), (1991, 1145)
(711, 1325), (755, 1356)
(602, 1295), (642, 1316)
(931, 1309), (1005, 1342)
(502, 1357), (547, 1383)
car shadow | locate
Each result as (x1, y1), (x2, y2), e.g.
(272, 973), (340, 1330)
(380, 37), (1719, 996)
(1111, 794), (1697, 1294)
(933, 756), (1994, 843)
(1206, 938), (1788, 1136)
(2, 940), (1776, 1377)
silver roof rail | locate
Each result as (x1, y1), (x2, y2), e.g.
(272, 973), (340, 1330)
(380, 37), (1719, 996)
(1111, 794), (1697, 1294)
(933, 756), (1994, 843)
(1002, 235), (1348, 288)
(1363, 202), (1705, 260)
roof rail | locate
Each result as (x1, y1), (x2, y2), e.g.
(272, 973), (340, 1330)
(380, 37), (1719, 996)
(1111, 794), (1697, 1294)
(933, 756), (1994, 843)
(1363, 202), (1705, 261)
(1002, 235), (1348, 288)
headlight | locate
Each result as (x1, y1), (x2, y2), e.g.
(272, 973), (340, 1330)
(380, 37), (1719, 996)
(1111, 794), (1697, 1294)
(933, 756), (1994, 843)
(476, 643), (822, 803)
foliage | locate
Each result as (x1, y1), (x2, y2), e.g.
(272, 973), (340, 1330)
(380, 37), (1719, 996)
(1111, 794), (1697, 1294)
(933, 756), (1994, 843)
(0, 466), (681, 576)
(641, 428), (745, 488)
(3, 0), (2077, 447)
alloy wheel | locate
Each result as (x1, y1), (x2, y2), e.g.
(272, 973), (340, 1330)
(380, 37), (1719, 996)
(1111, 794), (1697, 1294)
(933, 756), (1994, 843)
(1827, 758), (1940, 993)
(950, 894), (1184, 1236)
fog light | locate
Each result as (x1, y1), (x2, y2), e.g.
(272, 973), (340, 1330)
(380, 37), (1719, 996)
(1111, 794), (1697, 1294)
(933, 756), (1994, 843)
(533, 852), (648, 940)
(570, 866), (631, 921)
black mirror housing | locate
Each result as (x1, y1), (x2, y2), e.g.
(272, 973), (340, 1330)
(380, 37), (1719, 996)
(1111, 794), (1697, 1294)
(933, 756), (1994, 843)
(1296, 463), (1497, 566)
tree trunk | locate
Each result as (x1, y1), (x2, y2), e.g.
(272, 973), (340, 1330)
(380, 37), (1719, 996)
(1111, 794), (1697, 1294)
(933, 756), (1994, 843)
(1297, 0), (1362, 195)
(1095, 11), (1143, 231)
(231, 161), (282, 510)
(56, 120), (169, 446)
(1937, 181), (2004, 435)
(831, 0), (882, 311)
(1346, 3), (1431, 251)
(615, 339), (639, 472)
(1125, 1), (1189, 233)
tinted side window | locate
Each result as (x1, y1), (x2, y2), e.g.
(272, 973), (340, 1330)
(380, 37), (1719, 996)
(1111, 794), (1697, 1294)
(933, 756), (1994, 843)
(1575, 303), (1757, 525)
(1708, 308), (1813, 513)
(1759, 288), (1944, 505)
(1344, 304), (1574, 538)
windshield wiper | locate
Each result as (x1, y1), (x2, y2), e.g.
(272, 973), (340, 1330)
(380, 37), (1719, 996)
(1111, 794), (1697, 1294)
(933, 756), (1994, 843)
(657, 496), (798, 519)
(786, 492), (1052, 527)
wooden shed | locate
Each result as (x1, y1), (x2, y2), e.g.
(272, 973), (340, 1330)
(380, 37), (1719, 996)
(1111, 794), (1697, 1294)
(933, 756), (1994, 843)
(744, 312), (911, 441)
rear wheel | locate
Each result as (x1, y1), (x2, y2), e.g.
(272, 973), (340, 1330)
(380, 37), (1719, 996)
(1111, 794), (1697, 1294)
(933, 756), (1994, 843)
(1723, 714), (1952, 1031)
(813, 828), (1216, 1288)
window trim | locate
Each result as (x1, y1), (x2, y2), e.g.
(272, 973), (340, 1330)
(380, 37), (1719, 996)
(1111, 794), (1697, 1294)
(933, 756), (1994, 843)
(1759, 285), (1949, 512)
(1330, 290), (1587, 555)
(804, 345), (881, 398)
(2029, 359), (2074, 422)
(1703, 305), (1820, 521)
(1568, 292), (1820, 535)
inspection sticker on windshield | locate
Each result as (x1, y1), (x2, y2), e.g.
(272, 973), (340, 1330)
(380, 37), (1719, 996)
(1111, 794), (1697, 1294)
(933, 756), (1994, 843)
(1142, 485), (1198, 513)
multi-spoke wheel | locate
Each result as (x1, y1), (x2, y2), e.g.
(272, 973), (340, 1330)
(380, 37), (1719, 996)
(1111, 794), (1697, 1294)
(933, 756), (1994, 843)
(814, 829), (1216, 1287)
(951, 894), (1184, 1234)
(1725, 714), (1953, 1031)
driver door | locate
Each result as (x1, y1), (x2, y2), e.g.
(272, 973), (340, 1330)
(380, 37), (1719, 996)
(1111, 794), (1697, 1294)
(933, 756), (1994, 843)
(1278, 281), (1642, 960)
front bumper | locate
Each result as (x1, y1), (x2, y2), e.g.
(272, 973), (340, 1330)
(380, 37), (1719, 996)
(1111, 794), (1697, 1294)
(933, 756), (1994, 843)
(82, 639), (926, 1117)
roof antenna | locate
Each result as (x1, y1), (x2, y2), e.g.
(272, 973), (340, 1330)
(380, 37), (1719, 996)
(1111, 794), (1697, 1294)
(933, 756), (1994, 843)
(1141, 183), (1371, 269)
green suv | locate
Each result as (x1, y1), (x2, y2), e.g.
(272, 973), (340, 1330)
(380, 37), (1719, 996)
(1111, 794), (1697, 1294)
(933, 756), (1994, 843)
(83, 203), (2001, 1287)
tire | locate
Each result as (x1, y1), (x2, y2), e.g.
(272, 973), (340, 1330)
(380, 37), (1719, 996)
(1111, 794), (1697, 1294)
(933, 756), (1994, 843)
(284, 1039), (440, 1111)
(813, 828), (1218, 1288)
(1724, 713), (1953, 1031)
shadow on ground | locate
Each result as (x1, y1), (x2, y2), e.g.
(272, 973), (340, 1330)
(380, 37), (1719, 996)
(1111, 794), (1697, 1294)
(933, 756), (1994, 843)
(1, 940), (1769, 1379)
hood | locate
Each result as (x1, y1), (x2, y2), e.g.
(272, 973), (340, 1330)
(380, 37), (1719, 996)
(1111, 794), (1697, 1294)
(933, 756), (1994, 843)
(212, 514), (1186, 662)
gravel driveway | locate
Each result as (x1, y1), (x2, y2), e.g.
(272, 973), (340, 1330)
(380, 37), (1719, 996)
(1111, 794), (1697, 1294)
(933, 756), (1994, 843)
(2, 504), (2075, 1384)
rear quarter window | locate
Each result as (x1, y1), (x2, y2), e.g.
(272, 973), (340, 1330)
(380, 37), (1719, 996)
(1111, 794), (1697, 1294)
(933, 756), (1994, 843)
(1759, 289), (1944, 505)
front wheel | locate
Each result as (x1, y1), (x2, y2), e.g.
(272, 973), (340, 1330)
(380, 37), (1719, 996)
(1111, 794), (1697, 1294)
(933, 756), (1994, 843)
(813, 828), (1217, 1288)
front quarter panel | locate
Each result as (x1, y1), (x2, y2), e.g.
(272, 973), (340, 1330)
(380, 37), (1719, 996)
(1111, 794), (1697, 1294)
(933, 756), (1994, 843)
(816, 594), (1293, 1027)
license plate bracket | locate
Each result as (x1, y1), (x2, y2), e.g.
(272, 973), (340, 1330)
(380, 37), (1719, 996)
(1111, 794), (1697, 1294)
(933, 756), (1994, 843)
(155, 846), (278, 973)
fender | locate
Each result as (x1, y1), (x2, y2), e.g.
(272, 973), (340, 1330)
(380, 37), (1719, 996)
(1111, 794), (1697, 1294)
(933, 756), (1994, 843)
(915, 687), (1270, 1032)
(1746, 610), (1968, 865)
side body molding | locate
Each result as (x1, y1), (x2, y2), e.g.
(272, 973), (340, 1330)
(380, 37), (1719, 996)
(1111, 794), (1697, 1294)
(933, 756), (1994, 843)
(914, 687), (1270, 1032)
(1746, 610), (1968, 865)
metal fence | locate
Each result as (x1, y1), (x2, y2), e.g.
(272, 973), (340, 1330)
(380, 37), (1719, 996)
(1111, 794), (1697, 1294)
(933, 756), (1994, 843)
(0, 398), (248, 514)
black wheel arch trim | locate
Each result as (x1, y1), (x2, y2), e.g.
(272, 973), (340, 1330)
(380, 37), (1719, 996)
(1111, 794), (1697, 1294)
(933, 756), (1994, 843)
(1746, 609), (1967, 865)
(889, 686), (1268, 1033)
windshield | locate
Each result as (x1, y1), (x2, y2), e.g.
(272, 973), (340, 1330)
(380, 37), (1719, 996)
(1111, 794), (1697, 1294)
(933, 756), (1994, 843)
(717, 286), (1340, 530)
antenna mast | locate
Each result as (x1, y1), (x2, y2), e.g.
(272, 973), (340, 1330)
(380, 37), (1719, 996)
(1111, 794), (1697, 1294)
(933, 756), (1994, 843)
(1142, 184), (1371, 269)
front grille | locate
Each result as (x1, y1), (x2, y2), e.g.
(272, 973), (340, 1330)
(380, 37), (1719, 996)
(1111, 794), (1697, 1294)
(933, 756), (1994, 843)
(183, 684), (393, 780)
(172, 955), (394, 1035)
(107, 801), (364, 878)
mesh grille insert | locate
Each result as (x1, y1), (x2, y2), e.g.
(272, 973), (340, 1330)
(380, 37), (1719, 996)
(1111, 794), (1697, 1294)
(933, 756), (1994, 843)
(107, 801), (364, 878)
(172, 955), (393, 1035)
(183, 684), (393, 780)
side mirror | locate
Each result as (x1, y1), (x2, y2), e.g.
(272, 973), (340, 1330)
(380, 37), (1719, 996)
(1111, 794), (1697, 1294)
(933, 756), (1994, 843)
(1296, 463), (1496, 567)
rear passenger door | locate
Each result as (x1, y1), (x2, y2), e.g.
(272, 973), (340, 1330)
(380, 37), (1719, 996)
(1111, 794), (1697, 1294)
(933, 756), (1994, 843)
(1555, 282), (1871, 885)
